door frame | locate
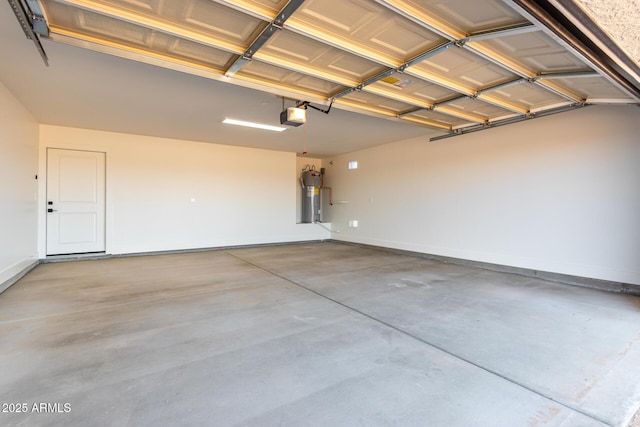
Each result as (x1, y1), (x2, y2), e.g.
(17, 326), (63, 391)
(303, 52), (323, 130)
(39, 145), (109, 258)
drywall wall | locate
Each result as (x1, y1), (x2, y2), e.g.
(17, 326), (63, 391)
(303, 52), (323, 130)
(38, 126), (328, 257)
(324, 105), (640, 285)
(0, 81), (39, 290)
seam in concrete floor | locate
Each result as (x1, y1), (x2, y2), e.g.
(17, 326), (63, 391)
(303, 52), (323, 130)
(224, 250), (616, 427)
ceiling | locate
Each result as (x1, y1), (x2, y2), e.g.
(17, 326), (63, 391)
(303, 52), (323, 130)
(2, 0), (639, 157)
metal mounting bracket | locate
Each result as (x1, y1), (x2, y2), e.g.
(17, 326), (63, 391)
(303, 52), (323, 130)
(7, 0), (49, 66)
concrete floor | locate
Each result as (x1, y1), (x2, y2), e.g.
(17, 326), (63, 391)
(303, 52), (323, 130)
(1, 242), (639, 427)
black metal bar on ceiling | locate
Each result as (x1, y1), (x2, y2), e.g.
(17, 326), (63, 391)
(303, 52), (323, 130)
(224, 0), (306, 77)
(7, 0), (49, 65)
(24, 0), (48, 36)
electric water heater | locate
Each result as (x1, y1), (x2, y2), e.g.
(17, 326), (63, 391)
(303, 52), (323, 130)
(301, 169), (322, 223)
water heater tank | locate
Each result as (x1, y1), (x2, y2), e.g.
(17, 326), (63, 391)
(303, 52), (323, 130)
(301, 170), (322, 223)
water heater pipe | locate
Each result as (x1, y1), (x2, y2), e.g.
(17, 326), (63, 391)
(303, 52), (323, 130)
(322, 187), (334, 206)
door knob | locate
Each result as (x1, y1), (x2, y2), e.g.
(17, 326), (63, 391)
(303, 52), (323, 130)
(47, 208), (58, 213)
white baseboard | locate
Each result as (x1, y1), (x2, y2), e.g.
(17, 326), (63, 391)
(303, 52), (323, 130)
(0, 258), (39, 294)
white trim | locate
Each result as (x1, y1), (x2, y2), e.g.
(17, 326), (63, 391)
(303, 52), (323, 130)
(0, 258), (39, 294)
(330, 234), (640, 286)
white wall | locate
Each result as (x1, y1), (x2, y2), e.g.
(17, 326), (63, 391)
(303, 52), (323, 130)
(38, 126), (328, 257)
(324, 105), (640, 285)
(0, 81), (39, 288)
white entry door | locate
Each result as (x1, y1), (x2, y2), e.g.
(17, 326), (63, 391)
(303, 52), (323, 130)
(47, 149), (106, 255)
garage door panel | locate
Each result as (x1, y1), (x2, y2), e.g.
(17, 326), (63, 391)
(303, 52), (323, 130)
(239, 61), (345, 96)
(440, 97), (514, 120)
(34, 0), (639, 136)
(489, 83), (569, 111)
(400, 0), (528, 33)
(258, 30), (386, 83)
(292, 0), (444, 62)
(369, 74), (460, 104)
(410, 47), (518, 91)
(550, 76), (636, 101)
(475, 32), (592, 73)
(47, 2), (236, 71)
(410, 109), (474, 128)
(341, 91), (415, 115)
(181, 0), (266, 45)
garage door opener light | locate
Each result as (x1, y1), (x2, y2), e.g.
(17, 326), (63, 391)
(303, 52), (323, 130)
(280, 107), (306, 126)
